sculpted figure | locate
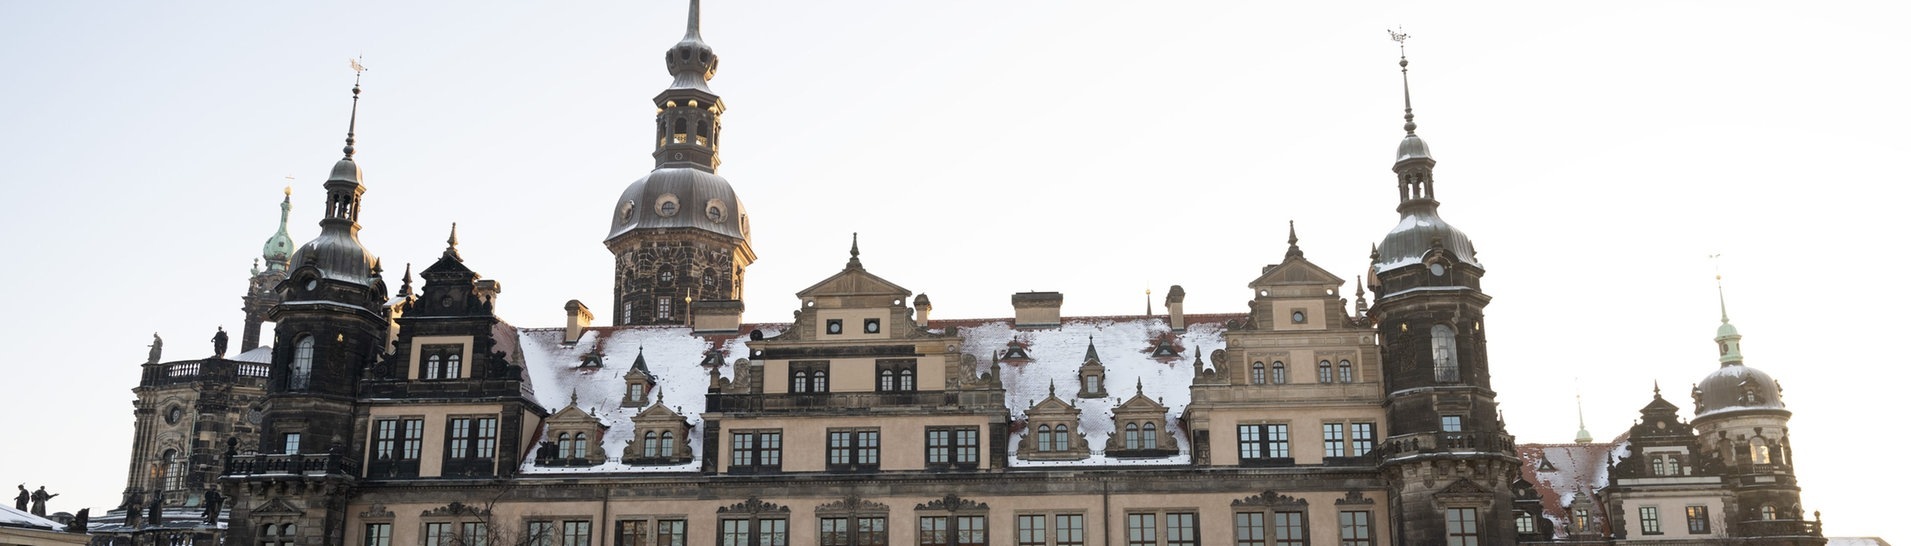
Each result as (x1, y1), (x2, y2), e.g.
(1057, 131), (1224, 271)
(212, 327), (229, 358)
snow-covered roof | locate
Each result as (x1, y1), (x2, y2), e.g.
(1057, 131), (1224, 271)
(232, 346), (272, 363)
(1517, 442), (1627, 539)
(0, 504), (61, 531)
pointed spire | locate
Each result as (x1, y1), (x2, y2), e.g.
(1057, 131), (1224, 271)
(1354, 274), (1369, 315)
(1083, 335), (1100, 363)
(684, 0), (702, 40)
(398, 263), (414, 298)
(1047, 379), (1056, 398)
(260, 186), (296, 270)
(1574, 389), (1594, 444)
(1653, 380), (1662, 398)
(1284, 220), (1305, 260)
(1389, 27), (1416, 136)
(343, 72), (362, 159)
(846, 232), (863, 269)
(1134, 376), (1145, 397)
(443, 222), (462, 261)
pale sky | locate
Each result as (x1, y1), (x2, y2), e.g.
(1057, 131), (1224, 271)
(0, 1), (1901, 539)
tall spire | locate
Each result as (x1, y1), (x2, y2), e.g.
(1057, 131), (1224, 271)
(1711, 258), (1745, 367)
(1284, 220), (1305, 261)
(653, 0), (724, 171)
(684, 0), (702, 41)
(443, 222), (462, 262)
(1574, 389), (1594, 444)
(344, 67), (362, 159)
(1391, 27), (1417, 136)
(260, 186), (296, 270)
(846, 232), (863, 269)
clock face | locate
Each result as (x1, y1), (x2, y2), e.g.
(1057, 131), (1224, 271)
(1429, 263), (1447, 276)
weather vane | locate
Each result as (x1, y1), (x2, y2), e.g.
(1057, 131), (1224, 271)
(1708, 253), (1723, 280)
(349, 56), (368, 85)
(1389, 26), (1409, 56)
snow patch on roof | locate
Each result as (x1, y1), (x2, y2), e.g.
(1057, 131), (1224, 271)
(1518, 442), (1624, 540)
(0, 504), (61, 530)
(233, 346), (273, 363)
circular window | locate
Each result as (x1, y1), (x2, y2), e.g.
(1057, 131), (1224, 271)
(620, 200), (636, 221)
(705, 199), (727, 222)
(655, 194), (680, 217)
(165, 406), (183, 425)
(1429, 262), (1447, 276)
(1291, 311), (1306, 323)
(865, 320), (880, 333)
(826, 321), (843, 334)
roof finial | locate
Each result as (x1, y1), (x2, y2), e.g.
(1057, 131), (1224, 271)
(1574, 385), (1593, 444)
(398, 263), (415, 297)
(344, 57), (366, 159)
(846, 232), (862, 269)
(1709, 253), (1729, 323)
(1389, 27), (1416, 135)
(443, 222), (462, 261)
(684, 0), (703, 40)
(1145, 286), (1153, 317)
(1285, 220), (1304, 260)
(1084, 335), (1100, 363)
(1653, 380), (1662, 398)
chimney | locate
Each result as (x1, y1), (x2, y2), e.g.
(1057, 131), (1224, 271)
(1165, 285), (1187, 332)
(913, 293), (933, 327)
(1011, 291), (1063, 328)
(563, 300), (593, 344)
(475, 279), (503, 306)
(692, 300), (745, 333)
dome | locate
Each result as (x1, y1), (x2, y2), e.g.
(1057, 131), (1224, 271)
(289, 226), (379, 286)
(1374, 209), (1481, 273)
(1693, 363), (1786, 419)
(1396, 133), (1432, 163)
(605, 167), (748, 243)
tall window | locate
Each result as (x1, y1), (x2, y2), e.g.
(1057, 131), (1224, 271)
(1270, 512), (1303, 546)
(879, 360), (918, 392)
(421, 344), (463, 380)
(792, 362), (829, 393)
(160, 449), (186, 491)
(282, 432), (301, 454)
(927, 427), (981, 469)
(730, 430), (782, 473)
(919, 516), (986, 546)
(1639, 506), (1662, 535)
(1338, 511), (1372, 546)
(828, 429), (880, 472)
(1238, 424), (1290, 463)
(1665, 456), (1682, 476)
(615, 520), (642, 546)
(656, 299), (672, 320)
(562, 520), (592, 546)
(1234, 512), (1265, 546)
(1431, 325), (1458, 382)
(1055, 515), (1084, 546)
(1125, 513), (1155, 546)
(1317, 361), (1333, 384)
(1573, 508), (1590, 531)
(1016, 515), (1046, 546)
(371, 418), (423, 476)
(363, 523), (392, 546)
(1350, 422), (1375, 457)
(290, 335), (314, 390)
(657, 520), (687, 546)
(1323, 424), (1345, 458)
(1337, 360), (1353, 383)
(527, 521), (555, 546)
(1270, 362), (1287, 384)
(444, 416), (499, 476)
(1685, 506), (1710, 533)
(722, 518), (787, 546)
(462, 522), (489, 546)
(425, 523), (453, 546)
(1251, 362), (1266, 385)
(1750, 438), (1772, 464)
(820, 516), (886, 546)
(1445, 508), (1479, 546)
(1123, 423), (1142, 450)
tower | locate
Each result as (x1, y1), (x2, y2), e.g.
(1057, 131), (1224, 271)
(226, 76), (387, 546)
(242, 187), (296, 352)
(605, 0), (755, 326)
(1367, 35), (1520, 544)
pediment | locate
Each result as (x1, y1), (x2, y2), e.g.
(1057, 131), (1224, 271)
(1028, 395), (1078, 415)
(1247, 258), (1345, 289)
(796, 267), (911, 300)
(1113, 392), (1167, 412)
(548, 405), (604, 427)
(633, 403), (687, 423)
(250, 497), (305, 517)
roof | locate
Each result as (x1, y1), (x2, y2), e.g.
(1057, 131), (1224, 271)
(0, 504), (61, 531)
(1516, 442), (1627, 540)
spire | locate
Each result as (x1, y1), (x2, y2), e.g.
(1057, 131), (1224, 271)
(344, 67), (362, 160)
(260, 186), (295, 270)
(398, 263), (414, 298)
(1391, 27), (1417, 136)
(1353, 274), (1369, 315)
(684, 0), (702, 40)
(1710, 262), (1745, 367)
(1145, 287), (1153, 317)
(1387, 27), (1437, 202)
(1284, 220), (1304, 261)
(443, 222), (462, 262)
(653, 0), (723, 170)
(846, 232), (863, 269)
(1083, 335), (1100, 364)
(1574, 390), (1594, 444)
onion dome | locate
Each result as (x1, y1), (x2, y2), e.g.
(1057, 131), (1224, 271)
(260, 186), (295, 271)
(1692, 284), (1786, 419)
(1373, 47), (1482, 274)
(288, 80), (380, 287)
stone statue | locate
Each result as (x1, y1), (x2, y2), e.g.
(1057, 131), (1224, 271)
(211, 327), (229, 358)
(200, 487), (223, 525)
(1690, 384), (1706, 413)
(146, 495), (161, 526)
(123, 491), (144, 528)
(68, 507), (89, 532)
(148, 333), (164, 364)
(29, 486), (56, 517)
(13, 484), (25, 511)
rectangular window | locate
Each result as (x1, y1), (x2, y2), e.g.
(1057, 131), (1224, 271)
(1445, 508), (1479, 546)
(657, 299), (672, 320)
(371, 417), (425, 476)
(828, 429), (880, 471)
(791, 361), (830, 393)
(920, 517), (948, 546)
(729, 430), (782, 473)
(823, 517), (850, 546)
(615, 520), (642, 546)
(718, 519), (785, 546)
(563, 520), (593, 546)
(1056, 515), (1084, 546)
(1323, 423), (1345, 458)
(1685, 505), (1710, 534)
(1573, 508), (1590, 532)
(283, 432), (301, 454)
(1271, 512), (1304, 546)
(927, 426), (981, 469)
(1237, 424), (1290, 464)
(1515, 512), (1536, 534)
(1441, 416), (1463, 433)
(657, 520), (687, 546)
(878, 359), (918, 392)
(1233, 512), (1265, 546)
(462, 522), (489, 546)
(1350, 423), (1375, 457)
(1163, 513), (1197, 546)
(527, 521), (555, 546)
(821, 516), (886, 546)
(1017, 515), (1046, 546)
(957, 516), (986, 546)
(425, 523), (453, 546)
(363, 523), (391, 546)
(1338, 511), (1372, 546)
(443, 416), (500, 476)
(1639, 506), (1662, 535)
(1126, 513), (1155, 546)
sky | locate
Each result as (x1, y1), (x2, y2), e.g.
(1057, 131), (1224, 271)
(0, 1), (1902, 539)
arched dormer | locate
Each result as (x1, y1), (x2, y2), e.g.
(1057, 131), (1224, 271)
(1107, 380), (1178, 458)
(1018, 383), (1086, 461)
(625, 403), (693, 465)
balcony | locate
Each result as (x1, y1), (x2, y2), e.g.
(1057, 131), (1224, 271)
(223, 452), (360, 477)
(707, 391), (959, 413)
(1737, 519), (1823, 537)
(142, 360), (270, 387)
(1375, 431), (1516, 459)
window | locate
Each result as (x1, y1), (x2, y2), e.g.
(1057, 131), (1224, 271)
(1036, 425), (1071, 452)
(1234, 512), (1265, 546)
(370, 417), (423, 476)
(827, 319), (844, 335)
(1270, 362), (1287, 385)
(1055, 515), (1084, 546)
(722, 518), (787, 546)
(1123, 423), (1145, 450)
(1431, 325), (1458, 382)
(1639, 506), (1662, 535)
(1445, 508), (1479, 546)
(1750, 438), (1772, 464)
(1441, 416), (1462, 433)
(657, 520), (687, 546)
(363, 523), (392, 546)
(1126, 513), (1155, 546)
(1685, 506), (1710, 534)
(865, 318), (882, 334)
(1323, 423), (1345, 458)
(527, 521), (555, 546)
(1270, 512), (1304, 546)
(1665, 456), (1682, 476)
(1163, 513), (1196, 546)
(928, 426), (981, 469)
(1238, 424), (1290, 463)
(920, 516), (986, 546)
(1573, 508), (1590, 531)
(444, 416), (499, 476)
(791, 361), (830, 393)
(462, 522), (490, 546)
(879, 360), (918, 392)
(660, 269), (675, 283)
(1350, 423), (1375, 457)
(1016, 515), (1046, 546)
(1251, 362), (1266, 385)
(290, 335), (314, 390)
(282, 432), (302, 454)
(1514, 512), (1536, 534)
(820, 516), (886, 546)
(160, 449), (185, 491)
(1084, 374), (1100, 394)
(1338, 511), (1372, 546)
(656, 299), (672, 320)
(730, 430), (782, 473)
(563, 520), (593, 546)
(425, 523), (454, 546)
(1318, 361), (1332, 384)
(1759, 505), (1777, 521)
(1651, 457), (1664, 476)
(1338, 360), (1353, 383)
(828, 429), (881, 472)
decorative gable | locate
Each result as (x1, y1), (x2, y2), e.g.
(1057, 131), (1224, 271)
(1108, 379), (1178, 457)
(623, 402), (692, 465)
(1019, 382), (1087, 461)
(537, 395), (607, 467)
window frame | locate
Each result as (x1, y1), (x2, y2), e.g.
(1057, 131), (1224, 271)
(1444, 507), (1480, 546)
(878, 359), (919, 393)
(442, 415), (500, 477)
(728, 429), (783, 474)
(1685, 505), (1710, 534)
(1337, 510), (1373, 546)
(827, 428), (881, 472)
(1237, 423), (1291, 465)
(926, 426), (981, 470)
(369, 417), (424, 477)
(1639, 506), (1662, 535)
(791, 361), (830, 394)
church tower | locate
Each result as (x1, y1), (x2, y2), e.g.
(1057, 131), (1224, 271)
(241, 187), (296, 352)
(1366, 38), (1521, 544)
(605, 0), (756, 326)
(227, 77), (387, 546)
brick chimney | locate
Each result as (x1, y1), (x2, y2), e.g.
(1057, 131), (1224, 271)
(1166, 285), (1187, 333)
(1011, 291), (1063, 328)
(692, 300), (745, 334)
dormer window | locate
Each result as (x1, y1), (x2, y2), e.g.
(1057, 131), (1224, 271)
(791, 361), (829, 393)
(421, 344), (464, 380)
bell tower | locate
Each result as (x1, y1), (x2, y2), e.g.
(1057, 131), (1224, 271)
(604, 0), (756, 326)
(1367, 32), (1521, 544)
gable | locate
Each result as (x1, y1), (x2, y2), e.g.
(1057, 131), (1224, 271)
(1247, 258), (1345, 291)
(796, 267), (911, 301)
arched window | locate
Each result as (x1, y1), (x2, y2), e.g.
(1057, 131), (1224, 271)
(291, 336), (314, 390)
(1124, 423), (1140, 450)
(556, 433), (573, 459)
(879, 369), (895, 391)
(1142, 423), (1157, 449)
(158, 449), (183, 491)
(1251, 362), (1266, 385)
(1431, 325), (1459, 382)
(1318, 361), (1333, 383)
(813, 370), (828, 392)
(1652, 457), (1665, 476)
(1055, 425), (1070, 450)
(793, 371), (809, 393)
(446, 354), (462, 379)
(696, 120), (711, 145)
(1759, 505), (1777, 521)
(1338, 360), (1353, 383)
(1750, 438), (1772, 464)
(661, 431), (676, 457)
(1666, 456), (1682, 476)
(672, 118), (688, 143)
(1515, 512), (1536, 534)
(644, 431), (660, 458)
(282, 524), (296, 537)
(1037, 425), (1053, 452)
(1271, 362), (1287, 384)
(425, 355), (441, 380)
(899, 368), (915, 391)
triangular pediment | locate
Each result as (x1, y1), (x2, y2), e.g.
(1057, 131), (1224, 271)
(796, 266), (911, 299)
(249, 497), (305, 517)
(548, 405), (604, 427)
(633, 403), (687, 423)
(1114, 391), (1167, 412)
(1029, 395), (1078, 415)
(1248, 258), (1345, 290)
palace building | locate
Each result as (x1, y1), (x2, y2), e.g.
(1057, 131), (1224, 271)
(100, 3), (1828, 545)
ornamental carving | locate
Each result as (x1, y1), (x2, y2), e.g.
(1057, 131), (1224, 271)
(1335, 491), (1375, 505)
(1434, 478), (1494, 503)
(916, 494), (988, 512)
(1232, 490), (1307, 508)
(816, 496), (888, 514)
(421, 501), (490, 517)
(717, 497), (788, 514)
(360, 504), (394, 519)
